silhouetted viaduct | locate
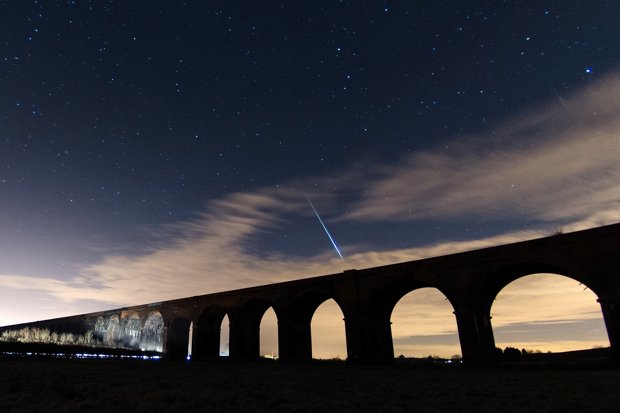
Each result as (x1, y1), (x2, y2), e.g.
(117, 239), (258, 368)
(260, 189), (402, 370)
(2, 223), (619, 364)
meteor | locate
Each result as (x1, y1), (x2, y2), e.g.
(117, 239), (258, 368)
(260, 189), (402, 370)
(304, 194), (345, 261)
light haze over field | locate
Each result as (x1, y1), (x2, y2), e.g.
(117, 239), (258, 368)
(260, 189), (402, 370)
(1, 2), (619, 357)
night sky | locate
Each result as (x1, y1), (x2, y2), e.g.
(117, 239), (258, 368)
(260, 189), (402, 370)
(2, 1), (619, 356)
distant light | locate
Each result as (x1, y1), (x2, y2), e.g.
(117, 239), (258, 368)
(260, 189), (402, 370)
(585, 67), (593, 74)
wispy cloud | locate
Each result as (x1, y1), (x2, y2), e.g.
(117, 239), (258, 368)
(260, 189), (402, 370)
(343, 74), (620, 228)
(0, 225), (544, 313)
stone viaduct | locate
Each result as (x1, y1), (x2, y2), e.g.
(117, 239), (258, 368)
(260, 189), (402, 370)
(2, 223), (619, 364)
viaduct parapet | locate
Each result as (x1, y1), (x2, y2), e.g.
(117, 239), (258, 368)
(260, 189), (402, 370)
(2, 223), (619, 364)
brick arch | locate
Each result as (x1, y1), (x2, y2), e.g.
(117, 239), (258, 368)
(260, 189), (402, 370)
(192, 304), (228, 360)
(120, 311), (141, 349)
(389, 286), (461, 358)
(289, 289), (346, 325)
(140, 311), (164, 352)
(365, 279), (451, 321)
(482, 262), (602, 312)
(309, 296), (347, 360)
(345, 280), (458, 361)
(277, 289), (347, 361)
(238, 298), (274, 324)
(489, 271), (609, 353)
(229, 298), (277, 359)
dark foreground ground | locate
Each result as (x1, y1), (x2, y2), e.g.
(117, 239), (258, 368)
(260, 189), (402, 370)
(0, 358), (618, 413)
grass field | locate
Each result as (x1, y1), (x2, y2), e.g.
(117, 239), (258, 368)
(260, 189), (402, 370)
(0, 357), (618, 412)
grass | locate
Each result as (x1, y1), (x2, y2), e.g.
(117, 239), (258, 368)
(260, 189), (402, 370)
(0, 358), (619, 412)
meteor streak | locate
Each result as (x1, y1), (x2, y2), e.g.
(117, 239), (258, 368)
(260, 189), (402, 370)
(304, 194), (345, 261)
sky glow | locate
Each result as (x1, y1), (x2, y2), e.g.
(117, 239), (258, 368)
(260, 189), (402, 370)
(1, 2), (619, 357)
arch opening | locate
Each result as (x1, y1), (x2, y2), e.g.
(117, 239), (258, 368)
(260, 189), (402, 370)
(259, 307), (278, 359)
(121, 312), (141, 349)
(390, 287), (460, 359)
(220, 314), (230, 357)
(141, 311), (164, 352)
(491, 273), (609, 355)
(310, 298), (346, 360)
(106, 315), (120, 347)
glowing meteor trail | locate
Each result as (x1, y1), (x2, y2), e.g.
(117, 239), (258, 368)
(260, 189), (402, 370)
(304, 194), (345, 261)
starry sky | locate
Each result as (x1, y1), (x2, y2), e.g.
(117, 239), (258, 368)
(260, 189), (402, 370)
(1, 1), (620, 357)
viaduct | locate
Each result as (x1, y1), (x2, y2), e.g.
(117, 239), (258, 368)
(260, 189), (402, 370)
(2, 223), (619, 364)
